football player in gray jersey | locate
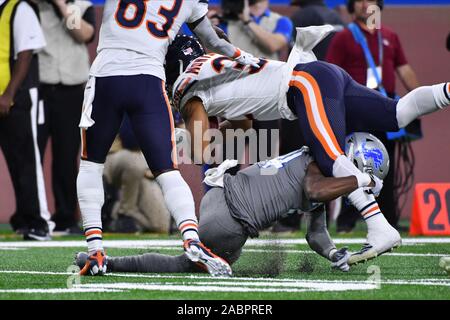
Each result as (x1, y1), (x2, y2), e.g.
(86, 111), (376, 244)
(76, 146), (378, 275)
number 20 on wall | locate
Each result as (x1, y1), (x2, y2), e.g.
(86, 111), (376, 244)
(114, 0), (183, 38)
(410, 183), (450, 236)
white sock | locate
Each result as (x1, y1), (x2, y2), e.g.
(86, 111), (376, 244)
(332, 155), (389, 230)
(396, 83), (450, 128)
(156, 170), (199, 241)
(332, 155), (372, 188)
(77, 160), (105, 254)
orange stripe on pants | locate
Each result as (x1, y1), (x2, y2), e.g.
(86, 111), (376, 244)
(161, 80), (178, 169)
(292, 71), (343, 159)
(289, 79), (341, 161)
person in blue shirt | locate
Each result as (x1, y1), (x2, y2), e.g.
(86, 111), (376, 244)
(219, 0), (293, 60)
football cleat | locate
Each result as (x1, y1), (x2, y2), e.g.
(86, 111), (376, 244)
(76, 251), (108, 276)
(183, 239), (232, 277)
(330, 247), (351, 272)
(348, 225), (401, 265)
(23, 228), (51, 241)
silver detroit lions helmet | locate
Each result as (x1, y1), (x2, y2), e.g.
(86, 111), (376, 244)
(345, 132), (390, 180)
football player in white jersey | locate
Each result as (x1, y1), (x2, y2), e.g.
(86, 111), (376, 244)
(166, 27), (450, 266)
(77, 0), (261, 277)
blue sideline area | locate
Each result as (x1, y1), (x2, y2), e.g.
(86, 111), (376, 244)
(91, 0), (450, 6)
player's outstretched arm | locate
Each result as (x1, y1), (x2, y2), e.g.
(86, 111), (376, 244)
(188, 16), (260, 67)
(303, 162), (373, 202)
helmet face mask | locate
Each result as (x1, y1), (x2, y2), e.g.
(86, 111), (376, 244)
(345, 132), (390, 180)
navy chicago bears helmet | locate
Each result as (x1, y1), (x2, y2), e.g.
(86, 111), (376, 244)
(165, 34), (205, 86)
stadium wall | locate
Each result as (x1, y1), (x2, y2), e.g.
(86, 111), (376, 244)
(0, 4), (449, 225)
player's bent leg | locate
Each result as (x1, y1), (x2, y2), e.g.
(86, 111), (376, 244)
(155, 170), (232, 276)
(180, 196), (243, 276)
(180, 187), (246, 277)
(288, 62), (348, 177)
(287, 62), (401, 263)
(199, 188), (247, 265)
(396, 83), (450, 128)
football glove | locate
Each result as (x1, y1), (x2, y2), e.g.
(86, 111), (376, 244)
(364, 173), (383, 197)
(330, 247), (350, 272)
(233, 49), (260, 68)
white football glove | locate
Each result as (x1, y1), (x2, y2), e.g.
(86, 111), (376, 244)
(330, 247), (350, 272)
(364, 173), (383, 197)
(203, 159), (239, 188)
(234, 49), (260, 68)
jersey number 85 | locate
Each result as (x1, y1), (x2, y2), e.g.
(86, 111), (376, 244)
(114, 0), (182, 38)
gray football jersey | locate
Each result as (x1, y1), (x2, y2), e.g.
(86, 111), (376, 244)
(223, 147), (320, 238)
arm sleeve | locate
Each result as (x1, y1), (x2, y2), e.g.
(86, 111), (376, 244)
(191, 17), (239, 58)
(274, 16), (293, 44)
(186, 0), (209, 23)
(305, 207), (336, 260)
(13, 2), (46, 55)
(82, 5), (96, 28)
(325, 31), (346, 66)
(393, 33), (408, 68)
(82, 5), (96, 43)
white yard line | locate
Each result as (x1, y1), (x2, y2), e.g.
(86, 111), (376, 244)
(1, 269), (449, 295)
(0, 238), (449, 249)
(1, 242), (447, 258)
(76, 281), (377, 293)
(1, 269), (449, 285)
(0, 288), (122, 294)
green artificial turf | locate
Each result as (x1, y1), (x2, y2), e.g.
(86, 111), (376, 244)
(0, 229), (449, 300)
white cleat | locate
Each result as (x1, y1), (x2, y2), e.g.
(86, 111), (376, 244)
(348, 224), (401, 265)
(184, 239), (232, 277)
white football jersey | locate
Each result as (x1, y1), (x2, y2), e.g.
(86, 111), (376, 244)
(90, 0), (208, 80)
(173, 53), (297, 121)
